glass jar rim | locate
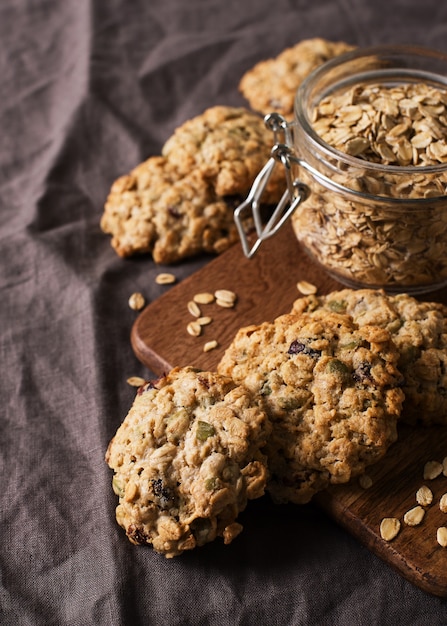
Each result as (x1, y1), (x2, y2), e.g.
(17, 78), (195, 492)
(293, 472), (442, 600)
(294, 43), (447, 176)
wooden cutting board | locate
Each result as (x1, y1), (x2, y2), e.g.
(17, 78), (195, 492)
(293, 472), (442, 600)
(131, 224), (447, 597)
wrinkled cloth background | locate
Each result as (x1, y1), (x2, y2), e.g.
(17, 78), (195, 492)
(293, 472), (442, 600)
(2, 0), (447, 624)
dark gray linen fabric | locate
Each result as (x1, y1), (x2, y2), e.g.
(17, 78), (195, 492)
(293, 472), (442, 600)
(2, 0), (447, 624)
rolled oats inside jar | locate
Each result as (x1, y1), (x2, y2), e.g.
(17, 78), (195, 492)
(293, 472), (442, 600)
(289, 45), (447, 294)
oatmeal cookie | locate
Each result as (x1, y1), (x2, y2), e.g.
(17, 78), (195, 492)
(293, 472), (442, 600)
(100, 156), (239, 262)
(218, 311), (404, 504)
(239, 38), (355, 119)
(105, 366), (271, 557)
(292, 289), (447, 426)
(161, 105), (284, 201)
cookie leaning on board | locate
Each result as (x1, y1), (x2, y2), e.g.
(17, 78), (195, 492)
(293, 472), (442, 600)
(291, 288), (447, 426)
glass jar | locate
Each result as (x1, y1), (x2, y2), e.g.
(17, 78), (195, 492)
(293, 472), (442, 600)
(235, 45), (447, 294)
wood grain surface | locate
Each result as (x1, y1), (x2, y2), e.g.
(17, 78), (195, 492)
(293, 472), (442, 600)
(131, 223), (447, 597)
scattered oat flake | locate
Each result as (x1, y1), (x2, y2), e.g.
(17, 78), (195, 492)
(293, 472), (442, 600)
(437, 527), (447, 547)
(155, 272), (176, 285)
(297, 280), (317, 295)
(187, 300), (201, 317)
(127, 376), (147, 387)
(440, 493), (447, 513)
(128, 292), (145, 311)
(216, 298), (235, 308)
(443, 456), (447, 476)
(187, 321), (202, 337)
(403, 505), (425, 527)
(197, 316), (212, 326)
(203, 340), (218, 352)
(359, 474), (373, 489)
(416, 485), (433, 507)
(423, 460), (443, 480)
(193, 292), (215, 304)
(380, 517), (401, 541)
(214, 289), (237, 304)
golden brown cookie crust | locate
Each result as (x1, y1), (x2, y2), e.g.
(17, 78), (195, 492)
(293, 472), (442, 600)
(100, 155), (239, 262)
(161, 105), (284, 201)
(239, 38), (355, 119)
(105, 366), (271, 557)
(292, 289), (447, 426)
(218, 311), (403, 504)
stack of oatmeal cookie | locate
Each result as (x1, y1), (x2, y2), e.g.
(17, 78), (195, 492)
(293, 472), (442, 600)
(106, 288), (447, 557)
(100, 38), (354, 264)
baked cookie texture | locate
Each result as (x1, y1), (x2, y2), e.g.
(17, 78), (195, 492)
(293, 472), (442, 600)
(100, 155), (239, 262)
(161, 105), (284, 201)
(105, 366), (271, 557)
(101, 106), (285, 262)
(217, 311), (404, 504)
(292, 289), (447, 426)
(239, 38), (355, 119)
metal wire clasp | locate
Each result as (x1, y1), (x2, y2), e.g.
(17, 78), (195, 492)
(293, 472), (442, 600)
(234, 113), (308, 258)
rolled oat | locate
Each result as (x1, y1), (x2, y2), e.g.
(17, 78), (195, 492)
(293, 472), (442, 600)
(423, 460), (443, 480)
(155, 272), (177, 285)
(187, 321), (202, 337)
(403, 506), (425, 527)
(440, 493), (447, 513)
(416, 485), (433, 507)
(127, 376), (147, 387)
(380, 517), (401, 541)
(128, 292), (146, 311)
(437, 527), (447, 547)
(203, 340), (218, 352)
(193, 292), (215, 304)
(187, 300), (201, 317)
(297, 280), (317, 295)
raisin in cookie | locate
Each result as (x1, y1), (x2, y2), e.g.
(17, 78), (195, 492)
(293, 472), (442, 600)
(218, 311), (404, 504)
(100, 156), (239, 262)
(105, 366), (271, 557)
(239, 38), (355, 119)
(292, 289), (447, 426)
(161, 105), (284, 201)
